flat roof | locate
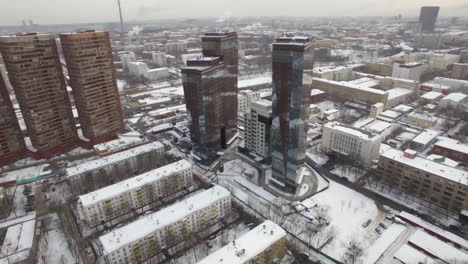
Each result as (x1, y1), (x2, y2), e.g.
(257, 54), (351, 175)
(387, 88), (413, 100)
(325, 122), (380, 140)
(411, 130), (439, 145)
(197, 220), (286, 264)
(441, 93), (467, 103)
(66, 142), (164, 177)
(79, 159), (191, 207)
(435, 138), (468, 155)
(421, 91), (443, 100)
(99, 185), (230, 254)
(313, 77), (387, 95)
(381, 148), (468, 185)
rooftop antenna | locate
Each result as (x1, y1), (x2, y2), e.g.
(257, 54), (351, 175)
(117, 0), (125, 40)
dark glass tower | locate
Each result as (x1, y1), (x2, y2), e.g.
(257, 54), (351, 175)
(419, 6), (440, 33)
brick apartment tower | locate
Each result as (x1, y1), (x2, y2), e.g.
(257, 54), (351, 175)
(0, 34), (78, 159)
(201, 32), (238, 146)
(60, 30), (125, 146)
(0, 73), (27, 166)
(182, 57), (225, 162)
(270, 35), (311, 193)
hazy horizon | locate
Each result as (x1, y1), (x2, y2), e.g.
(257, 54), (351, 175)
(1, 0), (468, 26)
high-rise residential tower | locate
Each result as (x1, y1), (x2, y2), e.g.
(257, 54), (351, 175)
(60, 30), (125, 146)
(419, 6), (440, 33)
(0, 34), (78, 159)
(182, 56), (225, 162)
(201, 32), (238, 146)
(0, 73), (27, 166)
(270, 35), (311, 193)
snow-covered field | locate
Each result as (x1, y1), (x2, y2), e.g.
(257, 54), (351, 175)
(301, 180), (379, 260)
(36, 214), (76, 264)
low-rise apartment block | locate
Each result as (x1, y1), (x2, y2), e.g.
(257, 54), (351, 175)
(321, 122), (382, 167)
(67, 142), (164, 194)
(197, 220), (287, 264)
(78, 159), (193, 226)
(375, 148), (468, 213)
(99, 185), (231, 264)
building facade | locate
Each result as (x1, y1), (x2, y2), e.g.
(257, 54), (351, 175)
(270, 36), (311, 193)
(375, 148), (467, 213)
(67, 142), (164, 194)
(99, 185), (231, 264)
(245, 99), (272, 158)
(60, 31), (125, 146)
(182, 57), (225, 162)
(0, 33), (78, 159)
(201, 32), (238, 144)
(321, 122), (382, 167)
(197, 220), (287, 264)
(78, 159), (193, 226)
(419, 6), (440, 33)
(452, 63), (468, 80)
(0, 72), (27, 166)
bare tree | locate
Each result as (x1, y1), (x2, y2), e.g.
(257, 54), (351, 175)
(344, 240), (365, 264)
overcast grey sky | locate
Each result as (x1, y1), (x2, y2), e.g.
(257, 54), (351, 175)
(1, 0), (467, 26)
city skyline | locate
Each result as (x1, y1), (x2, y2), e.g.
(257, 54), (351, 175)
(1, 0), (467, 26)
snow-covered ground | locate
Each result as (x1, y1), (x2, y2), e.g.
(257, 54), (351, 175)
(363, 223), (406, 264)
(330, 165), (366, 182)
(306, 151), (329, 166)
(301, 180), (379, 260)
(219, 159), (259, 183)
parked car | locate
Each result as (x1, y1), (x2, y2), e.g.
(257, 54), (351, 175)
(385, 215), (395, 221)
(379, 223), (387, 229)
(362, 219), (372, 228)
(375, 227), (382, 235)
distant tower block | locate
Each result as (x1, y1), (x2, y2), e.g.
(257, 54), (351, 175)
(201, 32), (238, 145)
(0, 34), (78, 159)
(270, 35), (312, 193)
(60, 30), (125, 147)
(0, 73), (27, 166)
(419, 6), (440, 33)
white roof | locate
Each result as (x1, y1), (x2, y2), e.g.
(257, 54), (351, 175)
(421, 82), (450, 90)
(363, 120), (392, 133)
(93, 132), (145, 152)
(197, 220), (286, 264)
(407, 111), (437, 122)
(387, 88), (413, 100)
(392, 104), (413, 113)
(435, 138), (468, 155)
(347, 77), (380, 88)
(408, 230), (468, 262)
(441, 93), (467, 103)
(66, 142), (164, 177)
(426, 154), (459, 167)
(411, 130), (439, 145)
(381, 148), (468, 185)
(79, 160), (191, 207)
(99, 185), (230, 254)
(393, 244), (436, 264)
(310, 89), (325, 96)
(421, 91), (443, 100)
(324, 122), (380, 140)
(380, 110), (401, 119)
(313, 77), (387, 95)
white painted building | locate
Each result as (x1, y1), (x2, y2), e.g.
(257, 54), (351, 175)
(78, 160), (193, 226)
(370, 103), (384, 118)
(392, 62), (427, 81)
(321, 122), (383, 167)
(99, 185), (231, 264)
(238, 90), (260, 113)
(197, 220), (287, 264)
(128, 62), (149, 77)
(152, 52), (167, 66)
(145, 67), (170, 81)
(245, 99), (272, 158)
(120, 52), (137, 71)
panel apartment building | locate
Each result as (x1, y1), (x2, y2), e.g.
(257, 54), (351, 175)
(78, 159), (193, 226)
(197, 220), (287, 264)
(60, 30), (125, 146)
(375, 148), (468, 213)
(0, 72), (27, 166)
(270, 35), (311, 193)
(67, 142), (164, 194)
(245, 99), (272, 159)
(99, 185), (231, 264)
(0, 33), (78, 159)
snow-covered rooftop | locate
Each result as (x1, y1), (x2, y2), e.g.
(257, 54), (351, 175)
(347, 77), (380, 88)
(197, 220), (286, 264)
(393, 244), (436, 264)
(435, 138), (468, 154)
(324, 122), (380, 140)
(66, 142), (164, 177)
(420, 91), (443, 100)
(441, 92), (467, 103)
(313, 77), (387, 95)
(0, 219), (35, 263)
(387, 87), (413, 100)
(99, 185), (230, 255)
(392, 104), (413, 113)
(363, 120), (392, 133)
(93, 132), (145, 153)
(310, 89), (325, 96)
(238, 77), (271, 89)
(408, 230), (468, 262)
(381, 148), (468, 185)
(426, 154), (459, 167)
(380, 110), (401, 119)
(407, 111), (437, 122)
(79, 160), (191, 207)
(411, 130), (439, 145)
